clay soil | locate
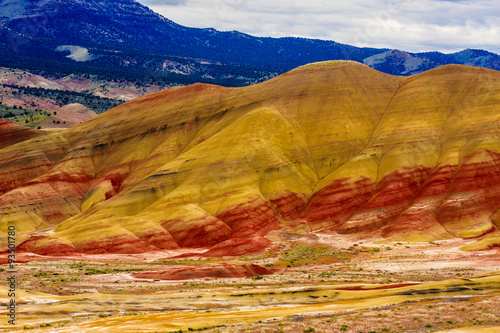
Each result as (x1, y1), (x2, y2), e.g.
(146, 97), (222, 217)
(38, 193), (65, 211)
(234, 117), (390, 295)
(2, 231), (500, 332)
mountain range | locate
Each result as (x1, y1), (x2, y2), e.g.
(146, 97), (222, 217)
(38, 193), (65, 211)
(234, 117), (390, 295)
(2, 61), (500, 256)
(1, 0), (500, 86)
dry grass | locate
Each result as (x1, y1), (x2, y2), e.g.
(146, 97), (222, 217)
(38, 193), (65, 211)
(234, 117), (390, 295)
(219, 296), (500, 333)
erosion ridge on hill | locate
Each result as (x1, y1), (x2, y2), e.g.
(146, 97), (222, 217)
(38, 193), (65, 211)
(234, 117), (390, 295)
(1, 61), (500, 256)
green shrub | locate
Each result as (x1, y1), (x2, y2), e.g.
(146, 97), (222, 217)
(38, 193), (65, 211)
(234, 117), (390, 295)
(283, 245), (347, 262)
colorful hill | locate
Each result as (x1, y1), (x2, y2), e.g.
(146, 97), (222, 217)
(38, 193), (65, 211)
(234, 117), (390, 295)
(1, 61), (500, 256)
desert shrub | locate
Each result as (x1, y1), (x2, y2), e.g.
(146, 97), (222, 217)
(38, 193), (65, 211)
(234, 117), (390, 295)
(284, 245), (347, 262)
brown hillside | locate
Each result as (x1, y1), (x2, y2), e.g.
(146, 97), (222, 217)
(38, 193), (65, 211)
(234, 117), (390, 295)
(39, 103), (97, 129)
(0, 119), (45, 149)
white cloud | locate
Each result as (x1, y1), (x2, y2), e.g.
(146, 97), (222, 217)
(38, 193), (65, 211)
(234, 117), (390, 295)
(138, 0), (500, 54)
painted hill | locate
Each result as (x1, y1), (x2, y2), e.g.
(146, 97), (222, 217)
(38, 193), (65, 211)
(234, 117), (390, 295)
(2, 61), (500, 256)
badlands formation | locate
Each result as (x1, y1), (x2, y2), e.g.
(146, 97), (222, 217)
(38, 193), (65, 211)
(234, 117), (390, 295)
(1, 61), (500, 257)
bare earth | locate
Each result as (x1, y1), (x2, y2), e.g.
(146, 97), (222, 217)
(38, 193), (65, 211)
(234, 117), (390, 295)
(1, 232), (499, 332)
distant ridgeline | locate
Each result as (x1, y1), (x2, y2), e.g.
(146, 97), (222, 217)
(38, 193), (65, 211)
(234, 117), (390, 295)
(1, 0), (500, 87)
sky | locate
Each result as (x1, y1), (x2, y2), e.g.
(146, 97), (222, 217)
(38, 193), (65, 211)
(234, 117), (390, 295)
(136, 0), (500, 54)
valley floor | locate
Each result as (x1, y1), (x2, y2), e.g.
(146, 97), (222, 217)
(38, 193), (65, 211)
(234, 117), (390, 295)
(1, 232), (499, 332)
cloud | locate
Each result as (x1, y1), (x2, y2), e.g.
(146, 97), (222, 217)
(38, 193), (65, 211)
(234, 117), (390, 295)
(137, 0), (500, 54)
(142, 0), (187, 5)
